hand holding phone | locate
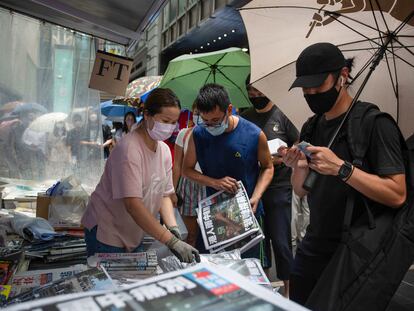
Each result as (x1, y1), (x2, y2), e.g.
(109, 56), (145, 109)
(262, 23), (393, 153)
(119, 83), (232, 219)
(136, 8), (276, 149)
(296, 141), (312, 159)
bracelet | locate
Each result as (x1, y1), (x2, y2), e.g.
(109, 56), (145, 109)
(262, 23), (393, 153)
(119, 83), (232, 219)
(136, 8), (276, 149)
(343, 165), (355, 182)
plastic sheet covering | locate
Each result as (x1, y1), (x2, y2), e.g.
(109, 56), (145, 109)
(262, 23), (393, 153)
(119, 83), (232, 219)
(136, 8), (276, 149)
(48, 176), (89, 228)
(0, 8), (113, 188)
(10, 212), (62, 241)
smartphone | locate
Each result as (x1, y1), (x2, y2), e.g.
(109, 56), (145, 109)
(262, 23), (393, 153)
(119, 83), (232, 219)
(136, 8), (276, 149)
(296, 141), (312, 158)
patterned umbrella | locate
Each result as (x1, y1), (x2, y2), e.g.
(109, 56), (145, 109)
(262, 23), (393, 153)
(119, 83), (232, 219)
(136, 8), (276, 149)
(125, 76), (163, 98)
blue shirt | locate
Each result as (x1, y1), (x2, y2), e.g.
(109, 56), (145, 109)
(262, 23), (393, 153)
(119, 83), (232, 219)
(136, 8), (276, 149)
(193, 116), (264, 215)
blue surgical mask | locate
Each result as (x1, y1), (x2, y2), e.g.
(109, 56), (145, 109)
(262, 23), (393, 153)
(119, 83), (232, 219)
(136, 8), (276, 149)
(205, 117), (228, 136)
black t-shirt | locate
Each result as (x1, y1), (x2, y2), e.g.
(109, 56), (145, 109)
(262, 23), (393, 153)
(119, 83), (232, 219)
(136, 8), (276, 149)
(299, 113), (405, 256)
(242, 105), (299, 188)
(66, 128), (82, 157)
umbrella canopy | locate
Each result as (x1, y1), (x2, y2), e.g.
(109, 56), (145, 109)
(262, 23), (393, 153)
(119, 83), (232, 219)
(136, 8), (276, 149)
(125, 76), (163, 98)
(27, 112), (68, 133)
(158, 47), (251, 109)
(0, 101), (22, 116)
(10, 102), (48, 116)
(240, 0), (414, 138)
(100, 100), (136, 120)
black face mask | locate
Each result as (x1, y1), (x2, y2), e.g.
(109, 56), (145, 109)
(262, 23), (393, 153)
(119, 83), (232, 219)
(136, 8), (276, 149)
(249, 96), (270, 110)
(304, 76), (342, 115)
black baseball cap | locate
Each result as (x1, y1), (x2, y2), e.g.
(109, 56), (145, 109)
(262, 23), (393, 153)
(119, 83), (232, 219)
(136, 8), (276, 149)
(289, 42), (345, 90)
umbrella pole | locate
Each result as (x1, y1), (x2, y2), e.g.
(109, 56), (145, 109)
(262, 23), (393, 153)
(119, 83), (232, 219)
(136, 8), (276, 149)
(303, 34), (394, 192)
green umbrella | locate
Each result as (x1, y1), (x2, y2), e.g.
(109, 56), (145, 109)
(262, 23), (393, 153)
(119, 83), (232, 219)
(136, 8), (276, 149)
(159, 47), (251, 109)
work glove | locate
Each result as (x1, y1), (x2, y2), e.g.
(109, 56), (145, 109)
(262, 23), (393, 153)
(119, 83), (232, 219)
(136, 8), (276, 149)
(167, 225), (182, 240)
(165, 236), (200, 263)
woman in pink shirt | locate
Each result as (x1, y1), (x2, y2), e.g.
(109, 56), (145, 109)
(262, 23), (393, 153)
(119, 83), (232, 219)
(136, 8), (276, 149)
(81, 88), (199, 263)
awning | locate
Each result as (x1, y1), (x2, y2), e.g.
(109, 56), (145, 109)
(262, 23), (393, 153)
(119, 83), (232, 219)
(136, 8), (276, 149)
(0, 0), (165, 45)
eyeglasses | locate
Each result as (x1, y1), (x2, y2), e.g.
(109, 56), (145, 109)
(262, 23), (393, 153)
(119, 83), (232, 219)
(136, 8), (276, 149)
(196, 114), (227, 128)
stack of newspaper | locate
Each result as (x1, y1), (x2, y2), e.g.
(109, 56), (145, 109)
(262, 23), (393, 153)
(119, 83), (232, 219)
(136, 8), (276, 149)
(198, 181), (264, 253)
(88, 250), (160, 285)
(9, 264), (87, 298)
(94, 250), (157, 273)
(4, 267), (115, 307)
(24, 237), (87, 265)
(160, 250), (271, 289)
(2, 264), (309, 311)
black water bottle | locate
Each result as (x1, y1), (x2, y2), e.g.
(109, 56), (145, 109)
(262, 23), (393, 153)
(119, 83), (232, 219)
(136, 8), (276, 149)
(303, 169), (319, 192)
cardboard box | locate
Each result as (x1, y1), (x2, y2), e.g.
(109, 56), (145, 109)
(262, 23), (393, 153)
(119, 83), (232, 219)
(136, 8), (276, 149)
(36, 193), (50, 219)
(36, 193), (86, 229)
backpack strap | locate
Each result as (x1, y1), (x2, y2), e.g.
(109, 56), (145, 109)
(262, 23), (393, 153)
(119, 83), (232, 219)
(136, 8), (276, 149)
(346, 101), (382, 169)
(344, 101), (413, 232)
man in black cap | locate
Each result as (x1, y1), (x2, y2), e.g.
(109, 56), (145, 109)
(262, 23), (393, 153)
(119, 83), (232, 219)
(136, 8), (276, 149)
(280, 42), (406, 305)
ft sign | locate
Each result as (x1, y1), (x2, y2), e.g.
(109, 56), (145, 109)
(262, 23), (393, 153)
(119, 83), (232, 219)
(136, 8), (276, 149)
(89, 50), (133, 96)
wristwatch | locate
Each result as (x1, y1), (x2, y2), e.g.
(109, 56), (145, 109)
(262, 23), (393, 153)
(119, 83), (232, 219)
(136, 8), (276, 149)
(338, 161), (353, 180)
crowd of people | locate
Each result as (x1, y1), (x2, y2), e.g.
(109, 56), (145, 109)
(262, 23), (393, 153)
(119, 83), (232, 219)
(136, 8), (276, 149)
(77, 42), (408, 306)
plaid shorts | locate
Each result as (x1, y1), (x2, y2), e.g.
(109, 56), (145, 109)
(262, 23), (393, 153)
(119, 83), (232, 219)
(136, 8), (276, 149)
(177, 176), (207, 217)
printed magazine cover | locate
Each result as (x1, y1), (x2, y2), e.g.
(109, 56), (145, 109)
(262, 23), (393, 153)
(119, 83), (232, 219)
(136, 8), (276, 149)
(3, 264), (309, 311)
(198, 181), (259, 250)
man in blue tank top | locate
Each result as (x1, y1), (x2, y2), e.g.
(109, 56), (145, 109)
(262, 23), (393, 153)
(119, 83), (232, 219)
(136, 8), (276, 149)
(183, 83), (274, 263)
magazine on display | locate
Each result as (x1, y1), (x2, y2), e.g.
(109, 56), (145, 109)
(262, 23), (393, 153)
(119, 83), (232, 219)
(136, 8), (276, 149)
(3, 264), (309, 311)
(5, 267), (115, 306)
(198, 181), (260, 251)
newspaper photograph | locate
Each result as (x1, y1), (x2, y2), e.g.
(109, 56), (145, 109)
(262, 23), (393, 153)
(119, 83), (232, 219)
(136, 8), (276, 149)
(5, 267), (115, 306)
(198, 181), (259, 250)
(209, 218), (264, 254)
(3, 264), (309, 311)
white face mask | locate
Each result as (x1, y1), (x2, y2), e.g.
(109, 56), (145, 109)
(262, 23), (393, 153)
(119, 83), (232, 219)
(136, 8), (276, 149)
(192, 115), (199, 126)
(146, 119), (176, 141)
(89, 114), (98, 122)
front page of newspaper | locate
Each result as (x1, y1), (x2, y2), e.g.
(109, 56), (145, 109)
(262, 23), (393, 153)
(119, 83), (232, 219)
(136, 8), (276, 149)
(4, 264), (309, 311)
(198, 181), (259, 250)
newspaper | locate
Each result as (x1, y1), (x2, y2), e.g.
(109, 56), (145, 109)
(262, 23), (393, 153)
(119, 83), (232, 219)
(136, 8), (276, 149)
(160, 251), (270, 287)
(88, 251), (160, 286)
(267, 138), (287, 155)
(3, 264), (309, 311)
(198, 181), (259, 251)
(10, 264), (87, 297)
(92, 251), (158, 267)
(5, 267), (115, 306)
(209, 217), (264, 254)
